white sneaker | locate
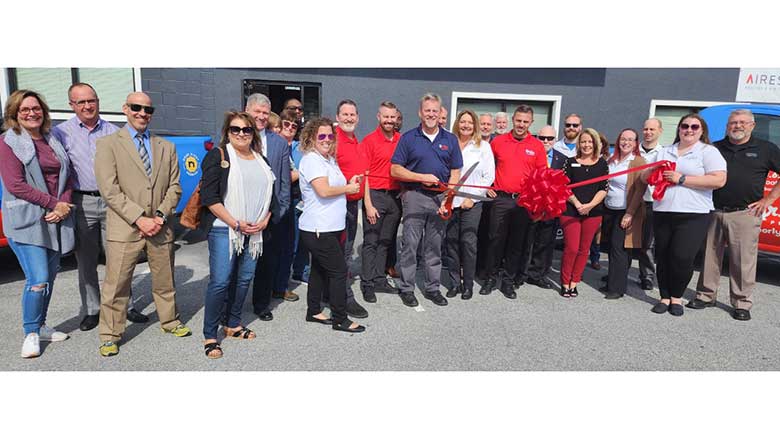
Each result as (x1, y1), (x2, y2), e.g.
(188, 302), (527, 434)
(21, 333), (40, 358)
(39, 325), (69, 342)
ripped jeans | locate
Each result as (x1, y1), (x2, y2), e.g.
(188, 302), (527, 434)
(7, 238), (61, 335)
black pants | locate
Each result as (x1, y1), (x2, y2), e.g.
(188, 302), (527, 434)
(485, 195), (533, 283)
(300, 230), (348, 324)
(361, 190), (401, 291)
(653, 211), (712, 299)
(603, 208), (631, 295)
(475, 200), (492, 278)
(525, 218), (557, 282)
(443, 203), (483, 289)
(636, 202), (656, 283)
(252, 217), (286, 313)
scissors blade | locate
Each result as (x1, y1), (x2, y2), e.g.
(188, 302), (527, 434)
(450, 190), (493, 202)
(457, 161), (480, 186)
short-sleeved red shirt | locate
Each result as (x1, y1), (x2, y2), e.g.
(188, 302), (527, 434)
(491, 132), (547, 193)
(361, 126), (400, 191)
(335, 126), (368, 201)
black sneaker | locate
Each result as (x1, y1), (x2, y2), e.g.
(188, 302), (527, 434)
(527, 277), (552, 289)
(374, 280), (399, 294)
(346, 299), (368, 319)
(640, 278), (654, 290)
(499, 282), (517, 300)
(446, 284), (463, 298)
(399, 292), (419, 307)
(479, 277), (496, 295)
(362, 289), (377, 303)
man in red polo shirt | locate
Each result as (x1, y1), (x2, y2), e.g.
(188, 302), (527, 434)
(335, 99), (369, 318)
(359, 101), (402, 303)
(481, 104), (547, 299)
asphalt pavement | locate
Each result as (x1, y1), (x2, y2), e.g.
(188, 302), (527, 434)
(2, 219), (780, 371)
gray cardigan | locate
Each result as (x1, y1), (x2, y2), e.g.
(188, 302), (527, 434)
(1, 129), (74, 253)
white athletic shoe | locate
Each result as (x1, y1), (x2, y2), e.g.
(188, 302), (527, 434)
(39, 325), (69, 342)
(21, 333), (40, 358)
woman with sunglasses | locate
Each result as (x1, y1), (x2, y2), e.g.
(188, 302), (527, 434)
(0, 90), (74, 358)
(298, 117), (365, 333)
(559, 128), (609, 298)
(273, 109), (303, 302)
(640, 114), (726, 316)
(444, 110), (494, 300)
(600, 129), (648, 299)
(198, 111), (276, 359)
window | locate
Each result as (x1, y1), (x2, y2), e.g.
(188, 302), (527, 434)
(242, 79), (321, 124)
(3, 68), (140, 122)
(649, 99), (736, 146)
(450, 91), (562, 134)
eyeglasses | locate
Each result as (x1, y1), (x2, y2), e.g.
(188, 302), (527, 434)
(679, 123), (701, 131)
(282, 120), (298, 130)
(619, 138), (637, 143)
(127, 103), (155, 114)
(18, 106), (43, 115)
(71, 99), (98, 107)
(537, 136), (555, 141)
(229, 126), (254, 135)
(317, 134), (335, 141)
(565, 123), (580, 128)
(285, 106), (303, 112)
(728, 120), (754, 126)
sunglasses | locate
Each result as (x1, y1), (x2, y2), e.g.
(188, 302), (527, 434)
(229, 126), (254, 135)
(317, 134), (335, 141)
(679, 123), (701, 131)
(282, 120), (298, 130)
(127, 103), (155, 114)
(565, 123), (580, 128)
(537, 136), (555, 141)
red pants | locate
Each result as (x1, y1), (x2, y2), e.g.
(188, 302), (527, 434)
(560, 215), (602, 285)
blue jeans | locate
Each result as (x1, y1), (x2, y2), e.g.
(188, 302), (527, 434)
(291, 201), (310, 282)
(7, 238), (61, 335)
(203, 227), (259, 340)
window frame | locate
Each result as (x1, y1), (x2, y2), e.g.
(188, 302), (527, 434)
(450, 91), (562, 133)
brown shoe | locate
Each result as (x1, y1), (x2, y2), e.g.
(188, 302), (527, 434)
(272, 290), (300, 302)
(385, 267), (400, 278)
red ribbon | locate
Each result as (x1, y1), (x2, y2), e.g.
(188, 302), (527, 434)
(645, 160), (676, 201)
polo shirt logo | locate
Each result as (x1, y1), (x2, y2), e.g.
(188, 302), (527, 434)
(525, 149), (536, 156)
(439, 144), (449, 151)
(746, 152), (758, 158)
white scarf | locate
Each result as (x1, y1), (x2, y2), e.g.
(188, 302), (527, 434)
(224, 143), (275, 259)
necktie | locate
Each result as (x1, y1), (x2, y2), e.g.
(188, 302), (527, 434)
(135, 132), (152, 177)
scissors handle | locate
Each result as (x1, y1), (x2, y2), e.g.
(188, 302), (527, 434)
(439, 190), (456, 220)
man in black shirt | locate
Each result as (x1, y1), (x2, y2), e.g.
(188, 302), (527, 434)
(688, 109), (780, 320)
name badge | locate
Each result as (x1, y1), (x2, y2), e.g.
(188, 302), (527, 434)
(571, 163), (582, 167)
(746, 152), (758, 158)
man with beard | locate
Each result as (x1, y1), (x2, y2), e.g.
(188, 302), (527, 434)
(689, 109), (780, 321)
(635, 117), (664, 290)
(481, 105), (547, 298)
(479, 113), (494, 142)
(360, 101), (402, 303)
(335, 99), (369, 318)
(391, 93), (462, 307)
(494, 112), (509, 135)
(551, 113), (582, 169)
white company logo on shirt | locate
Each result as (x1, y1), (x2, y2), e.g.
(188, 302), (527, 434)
(525, 149), (536, 156)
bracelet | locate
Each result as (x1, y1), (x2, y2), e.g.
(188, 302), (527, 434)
(234, 220), (241, 232)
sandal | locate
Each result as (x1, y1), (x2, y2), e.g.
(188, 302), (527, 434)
(560, 287), (571, 298)
(224, 326), (256, 339)
(204, 342), (223, 359)
(570, 286), (579, 298)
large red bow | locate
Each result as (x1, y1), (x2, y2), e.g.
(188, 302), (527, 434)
(517, 168), (572, 221)
(646, 161), (676, 201)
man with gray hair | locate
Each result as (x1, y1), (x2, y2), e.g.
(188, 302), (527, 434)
(246, 93), (293, 321)
(391, 93), (462, 307)
(494, 112), (509, 135)
(689, 109), (780, 321)
(479, 113), (494, 142)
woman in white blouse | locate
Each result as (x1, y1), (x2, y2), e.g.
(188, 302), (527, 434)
(444, 110), (495, 300)
(640, 114), (727, 317)
(601, 128), (647, 300)
(297, 118), (365, 333)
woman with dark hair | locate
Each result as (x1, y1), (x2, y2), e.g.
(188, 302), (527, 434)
(198, 111), (276, 358)
(0, 90), (74, 358)
(298, 117), (365, 333)
(559, 128), (609, 298)
(601, 128), (648, 299)
(443, 109), (494, 300)
(641, 113), (726, 316)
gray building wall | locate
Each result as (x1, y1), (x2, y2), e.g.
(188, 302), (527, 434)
(143, 68), (740, 142)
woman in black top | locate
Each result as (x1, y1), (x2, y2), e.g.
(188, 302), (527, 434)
(559, 128), (609, 298)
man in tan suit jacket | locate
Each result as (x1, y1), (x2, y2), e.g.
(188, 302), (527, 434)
(94, 92), (190, 357)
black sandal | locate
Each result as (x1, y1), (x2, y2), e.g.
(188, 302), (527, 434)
(224, 326), (256, 339)
(332, 319), (366, 333)
(204, 342), (223, 359)
(570, 286), (579, 298)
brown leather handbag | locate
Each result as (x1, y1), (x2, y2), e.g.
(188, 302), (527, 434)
(179, 146), (224, 230)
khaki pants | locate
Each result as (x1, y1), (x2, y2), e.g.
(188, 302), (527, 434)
(695, 209), (762, 310)
(99, 239), (181, 343)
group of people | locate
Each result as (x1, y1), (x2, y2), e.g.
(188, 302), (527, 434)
(2, 84), (779, 361)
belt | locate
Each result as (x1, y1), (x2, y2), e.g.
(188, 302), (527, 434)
(371, 188), (399, 194)
(718, 206), (749, 212)
(496, 191), (518, 199)
(416, 188), (442, 196)
(75, 190), (101, 197)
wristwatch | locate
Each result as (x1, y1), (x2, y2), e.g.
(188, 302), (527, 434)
(234, 220), (241, 232)
(154, 210), (168, 225)
(678, 175), (686, 186)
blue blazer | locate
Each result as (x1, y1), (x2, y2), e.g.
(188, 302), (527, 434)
(265, 130), (291, 222)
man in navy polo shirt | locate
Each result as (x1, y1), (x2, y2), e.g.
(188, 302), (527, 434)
(391, 93), (463, 307)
